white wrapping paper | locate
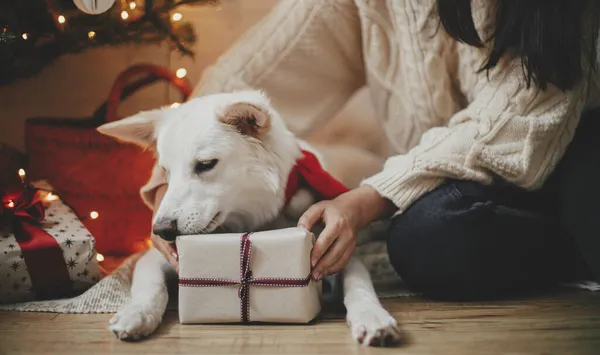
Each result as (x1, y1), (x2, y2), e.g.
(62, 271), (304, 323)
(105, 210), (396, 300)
(177, 227), (321, 324)
(0, 196), (100, 304)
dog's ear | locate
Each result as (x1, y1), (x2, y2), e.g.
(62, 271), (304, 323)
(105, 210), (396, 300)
(97, 108), (164, 147)
(218, 93), (271, 138)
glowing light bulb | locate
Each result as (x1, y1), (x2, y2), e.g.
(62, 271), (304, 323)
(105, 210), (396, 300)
(17, 168), (26, 183)
(129, 2), (136, 10)
(170, 102), (181, 108)
(21, 33), (28, 40)
(121, 11), (129, 20)
(175, 68), (187, 78)
(46, 193), (58, 201)
(96, 253), (105, 262)
(7, 200), (14, 208)
(58, 15), (66, 24)
(172, 12), (183, 21)
(90, 211), (99, 220)
(88, 31), (96, 39)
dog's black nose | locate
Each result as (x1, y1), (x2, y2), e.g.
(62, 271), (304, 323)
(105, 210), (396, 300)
(153, 219), (179, 241)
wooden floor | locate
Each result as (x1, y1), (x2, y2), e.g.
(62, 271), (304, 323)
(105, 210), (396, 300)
(1, 290), (599, 355)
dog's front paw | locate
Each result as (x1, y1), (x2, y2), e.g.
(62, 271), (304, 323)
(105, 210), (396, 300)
(346, 303), (402, 347)
(109, 303), (162, 341)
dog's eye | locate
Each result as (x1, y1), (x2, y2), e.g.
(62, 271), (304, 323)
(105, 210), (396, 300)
(194, 159), (219, 174)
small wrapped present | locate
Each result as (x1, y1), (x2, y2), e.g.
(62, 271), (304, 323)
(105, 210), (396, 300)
(0, 178), (100, 304)
(177, 227), (322, 324)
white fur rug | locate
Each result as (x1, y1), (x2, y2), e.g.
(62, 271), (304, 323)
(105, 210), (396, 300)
(0, 240), (413, 313)
(0, 253), (136, 313)
(0, 238), (597, 314)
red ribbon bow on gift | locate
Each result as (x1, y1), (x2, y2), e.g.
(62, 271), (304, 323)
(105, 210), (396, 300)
(179, 233), (311, 323)
(2, 187), (45, 237)
(1, 183), (73, 300)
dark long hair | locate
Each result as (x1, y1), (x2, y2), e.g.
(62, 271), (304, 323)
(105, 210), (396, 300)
(436, 0), (600, 91)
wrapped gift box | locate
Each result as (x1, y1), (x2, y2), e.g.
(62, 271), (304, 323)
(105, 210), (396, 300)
(0, 181), (100, 304)
(177, 227), (322, 324)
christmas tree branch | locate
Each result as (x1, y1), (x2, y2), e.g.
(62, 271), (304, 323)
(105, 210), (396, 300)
(148, 13), (194, 56)
(0, 31), (17, 44)
(0, 0), (216, 85)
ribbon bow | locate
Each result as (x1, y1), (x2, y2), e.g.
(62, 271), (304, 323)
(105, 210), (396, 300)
(179, 233), (311, 323)
(1, 187), (45, 241)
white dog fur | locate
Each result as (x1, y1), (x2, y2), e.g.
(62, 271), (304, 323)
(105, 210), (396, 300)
(98, 90), (400, 346)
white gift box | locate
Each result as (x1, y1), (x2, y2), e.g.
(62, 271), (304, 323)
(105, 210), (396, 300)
(0, 190), (99, 304)
(177, 227), (322, 324)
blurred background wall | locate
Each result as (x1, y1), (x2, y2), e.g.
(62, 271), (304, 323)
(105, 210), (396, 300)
(0, 0), (388, 158)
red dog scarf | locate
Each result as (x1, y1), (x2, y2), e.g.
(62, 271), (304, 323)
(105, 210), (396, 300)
(284, 149), (350, 203)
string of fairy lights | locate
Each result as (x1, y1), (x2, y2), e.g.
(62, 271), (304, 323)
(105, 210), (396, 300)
(2, 2), (196, 263)
(9, 167), (160, 264)
(26, 1), (190, 103)
(14, 1), (191, 109)
(1, 0), (215, 85)
(18, 1), (187, 47)
(6, 168), (105, 262)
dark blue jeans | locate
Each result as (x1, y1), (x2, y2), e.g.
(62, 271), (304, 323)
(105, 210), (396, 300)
(387, 108), (600, 301)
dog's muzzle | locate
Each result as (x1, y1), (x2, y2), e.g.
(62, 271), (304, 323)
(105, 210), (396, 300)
(153, 219), (179, 241)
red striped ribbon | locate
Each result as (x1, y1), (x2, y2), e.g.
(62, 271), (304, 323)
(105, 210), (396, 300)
(179, 233), (311, 323)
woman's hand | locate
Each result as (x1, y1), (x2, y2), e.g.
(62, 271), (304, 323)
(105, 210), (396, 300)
(298, 185), (396, 280)
(298, 199), (359, 281)
(150, 184), (180, 272)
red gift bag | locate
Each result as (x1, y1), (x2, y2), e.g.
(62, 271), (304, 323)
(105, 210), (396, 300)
(25, 64), (192, 256)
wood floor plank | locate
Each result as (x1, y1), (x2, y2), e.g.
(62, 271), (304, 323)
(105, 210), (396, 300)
(1, 291), (599, 355)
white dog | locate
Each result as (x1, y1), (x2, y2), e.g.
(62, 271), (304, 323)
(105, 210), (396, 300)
(98, 90), (401, 346)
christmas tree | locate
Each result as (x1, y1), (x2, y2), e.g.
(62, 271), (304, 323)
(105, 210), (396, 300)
(0, 0), (216, 85)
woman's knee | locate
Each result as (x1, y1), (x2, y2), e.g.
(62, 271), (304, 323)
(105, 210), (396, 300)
(386, 180), (567, 301)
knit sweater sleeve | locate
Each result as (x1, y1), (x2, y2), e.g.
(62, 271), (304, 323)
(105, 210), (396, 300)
(362, 59), (588, 214)
(140, 0), (364, 209)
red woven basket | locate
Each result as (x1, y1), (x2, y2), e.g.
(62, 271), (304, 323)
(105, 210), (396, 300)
(25, 64), (192, 256)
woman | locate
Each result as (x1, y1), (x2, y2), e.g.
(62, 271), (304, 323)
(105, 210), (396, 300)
(148, 0), (600, 301)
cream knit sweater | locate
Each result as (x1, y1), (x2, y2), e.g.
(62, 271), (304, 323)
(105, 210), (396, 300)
(141, 0), (599, 214)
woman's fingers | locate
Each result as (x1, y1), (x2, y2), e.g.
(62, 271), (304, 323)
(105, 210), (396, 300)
(309, 210), (344, 270)
(313, 236), (350, 279)
(325, 244), (355, 276)
(298, 202), (325, 230)
(300, 201), (357, 279)
(299, 202), (338, 268)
